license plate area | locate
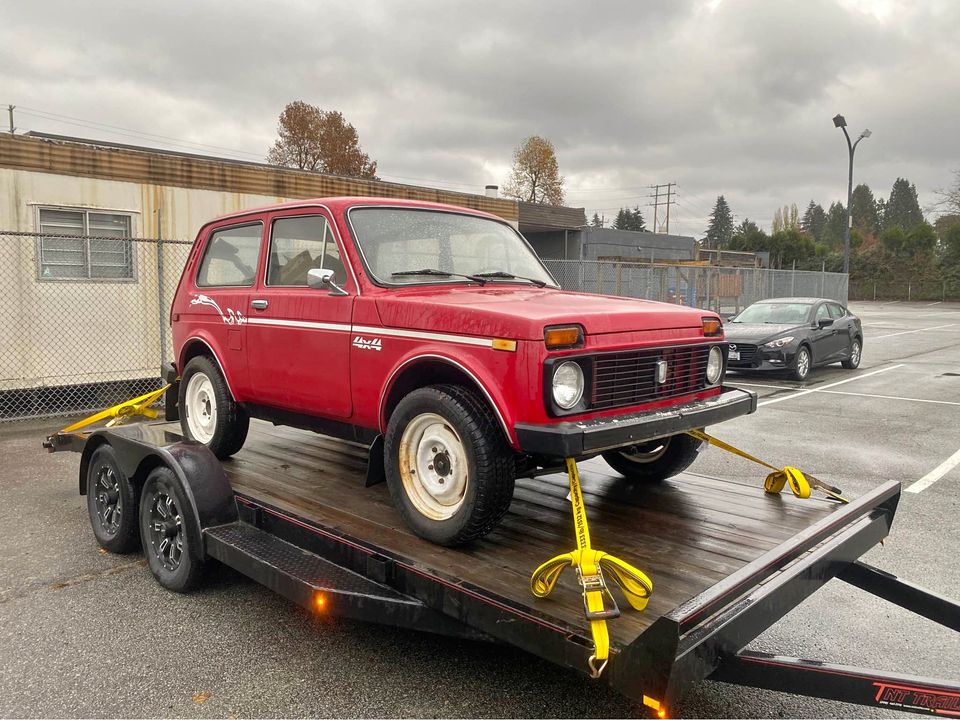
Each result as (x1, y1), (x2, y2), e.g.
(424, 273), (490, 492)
(729, 350), (740, 361)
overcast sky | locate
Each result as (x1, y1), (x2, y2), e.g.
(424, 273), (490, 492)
(3, 0), (958, 236)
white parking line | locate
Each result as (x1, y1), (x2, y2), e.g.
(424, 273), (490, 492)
(756, 365), (904, 407)
(734, 381), (960, 407)
(872, 323), (956, 340)
(906, 448), (960, 493)
(926, 301), (942, 307)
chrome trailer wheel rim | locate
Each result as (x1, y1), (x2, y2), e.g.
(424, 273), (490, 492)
(148, 491), (183, 571)
(94, 465), (122, 535)
(184, 372), (217, 443)
(399, 413), (469, 521)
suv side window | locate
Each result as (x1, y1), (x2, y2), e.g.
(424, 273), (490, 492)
(197, 223), (262, 287)
(828, 303), (846, 319)
(268, 215), (346, 286)
(815, 304), (831, 323)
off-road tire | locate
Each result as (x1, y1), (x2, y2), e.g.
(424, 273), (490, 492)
(602, 432), (704, 483)
(86, 444), (140, 553)
(384, 384), (515, 546)
(139, 466), (205, 592)
(841, 337), (862, 369)
(179, 355), (248, 459)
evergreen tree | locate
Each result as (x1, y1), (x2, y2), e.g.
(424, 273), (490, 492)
(850, 183), (878, 236)
(729, 219), (767, 252)
(612, 206), (647, 232)
(629, 206), (647, 232)
(612, 208), (629, 230)
(801, 200), (827, 241)
(823, 201), (846, 248)
(705, 195), (734, 249)
(882, 178), (923, 231)
(590, 212), (604, 228)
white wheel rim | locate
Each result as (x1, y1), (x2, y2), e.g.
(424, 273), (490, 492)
(797, 350), (810, 377)
(398, 413), (468, 521)
(185, 372), (217, 444)
(619, 438), (670, 464)
(851, 341), (861, 365)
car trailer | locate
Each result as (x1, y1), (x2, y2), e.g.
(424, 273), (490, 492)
(47, 419), (959, 717)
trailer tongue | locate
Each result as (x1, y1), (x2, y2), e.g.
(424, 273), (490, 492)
(48, 420), (959, 717)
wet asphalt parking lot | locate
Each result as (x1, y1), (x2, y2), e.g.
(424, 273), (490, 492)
(1, 301), (958, 718)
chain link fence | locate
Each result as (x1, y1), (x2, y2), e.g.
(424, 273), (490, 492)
(1, 231), (191, 422)
(849, 279), (960, 302)
(1, 233), (850, 423)
(542, 260), (849, 314)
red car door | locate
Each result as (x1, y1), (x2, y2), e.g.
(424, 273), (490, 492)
(244, 210), (354, 418)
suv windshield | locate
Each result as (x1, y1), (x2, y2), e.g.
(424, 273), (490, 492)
(733, 302), (812, 324)
(349, 207), (557, 287)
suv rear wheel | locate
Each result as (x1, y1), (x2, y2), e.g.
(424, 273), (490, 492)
(179, 355), (249, 459)
(602, 432), (703, 482)
(384, 384), (515, 546)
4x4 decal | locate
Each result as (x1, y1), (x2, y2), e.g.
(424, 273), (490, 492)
(191, 294), (247, 325)
(352, 336), (382, 351)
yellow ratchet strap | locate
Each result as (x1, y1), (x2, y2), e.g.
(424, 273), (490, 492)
(530, 458), (653, 679)
(60, 385), (171, 434)
(685, 429), (848, 503)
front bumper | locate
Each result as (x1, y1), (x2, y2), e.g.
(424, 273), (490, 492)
(514, 386), (757, 458)
(727, 344), (800, 372)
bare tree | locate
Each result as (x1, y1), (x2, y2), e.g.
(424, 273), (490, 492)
(935, 170), (960, 215)
(503, 136), (565, 205)
(267, 101), (378, 179)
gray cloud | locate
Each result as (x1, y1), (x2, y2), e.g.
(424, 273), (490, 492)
(2, 0), (957, 235)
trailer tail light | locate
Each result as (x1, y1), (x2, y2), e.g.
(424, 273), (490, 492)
(643, 696), (666, 718)
(544, 325), (583, 350)
(314, 592), (327, 611)
(702, 317), (722, 337)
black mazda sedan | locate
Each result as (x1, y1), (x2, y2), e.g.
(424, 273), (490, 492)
(724, 297), (862, 381)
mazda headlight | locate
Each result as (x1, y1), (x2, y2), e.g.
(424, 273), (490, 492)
(763, 336), (795, 349)
(705, 346), (724, 385)
(552, 361), (584, 409)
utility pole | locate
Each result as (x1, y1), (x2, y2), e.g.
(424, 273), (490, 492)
(647, 182), (677, 234)
(7, 105), (15, 134)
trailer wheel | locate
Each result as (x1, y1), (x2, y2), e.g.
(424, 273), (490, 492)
(385, 384), (515, 546)
(602, 432), (703, 483)
(179, 355), (248, 459)
(86, 444), (140, 553)
(139, 466), (205, 592)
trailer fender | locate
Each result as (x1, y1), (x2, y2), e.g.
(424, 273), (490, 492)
(79, 428), (237, 551)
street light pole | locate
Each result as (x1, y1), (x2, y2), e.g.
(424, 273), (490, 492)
(832, 114), (870, 275)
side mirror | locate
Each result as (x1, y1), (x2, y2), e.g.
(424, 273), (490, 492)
(817, 317), (834, 328)
(307, 268), (348, 296)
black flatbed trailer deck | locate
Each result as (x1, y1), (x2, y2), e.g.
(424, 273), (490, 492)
(50, 419), (960, 717)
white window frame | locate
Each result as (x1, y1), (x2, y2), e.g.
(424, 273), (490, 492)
(34, 205), (138, 283)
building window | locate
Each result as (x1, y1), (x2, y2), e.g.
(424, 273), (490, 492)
(37, 207), (135, 281)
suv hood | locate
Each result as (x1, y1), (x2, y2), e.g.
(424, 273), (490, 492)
(374, 287), (709, 340)
(724, 322), (805, 344)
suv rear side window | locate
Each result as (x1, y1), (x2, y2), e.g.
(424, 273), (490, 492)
(197, 223), (262, 287)
(267, 215), (345, 286)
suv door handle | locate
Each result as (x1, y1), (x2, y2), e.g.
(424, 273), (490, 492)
(251, 299), (268, 310)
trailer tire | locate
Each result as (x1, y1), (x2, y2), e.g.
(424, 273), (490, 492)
(385, 384), (515, 546)
(139, 466), (205, 592)
(602, 432), (703, 482)
(86, 444), (140, 553)
(179, 355), (248, 459)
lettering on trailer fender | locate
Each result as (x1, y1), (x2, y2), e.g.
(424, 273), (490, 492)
(353, 336), (382, 351)
(874, 682), (960, 714)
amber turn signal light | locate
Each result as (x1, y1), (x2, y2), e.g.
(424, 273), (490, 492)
(701, 317), (723, 337)
(544, 325), (583, 349)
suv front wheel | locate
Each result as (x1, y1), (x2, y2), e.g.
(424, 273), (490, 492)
(178, 355), (249, 459)
(384, 385), (515, 546)
(602, 432), (703, 482)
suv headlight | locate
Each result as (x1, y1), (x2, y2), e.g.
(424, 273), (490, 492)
(763, 336), (795, 348)
(552, 361), (584, 409)
(705, 346), (724, 385)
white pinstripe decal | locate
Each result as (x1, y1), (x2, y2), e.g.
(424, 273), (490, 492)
(245, 317), (500, 348)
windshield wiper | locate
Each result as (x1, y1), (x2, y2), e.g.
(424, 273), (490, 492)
(391, 268), (486, 284)
(472, 270), (548, 287)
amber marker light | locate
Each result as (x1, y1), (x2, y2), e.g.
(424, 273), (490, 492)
(491, 338), (517, 352)
(314, 592), (327, 611)
(701, 317), (723, 337)
(544, 325), (583, 350)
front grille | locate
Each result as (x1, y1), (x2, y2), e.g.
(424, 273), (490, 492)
(727, 343), (758, 364)
(590, 344), (713, 410)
